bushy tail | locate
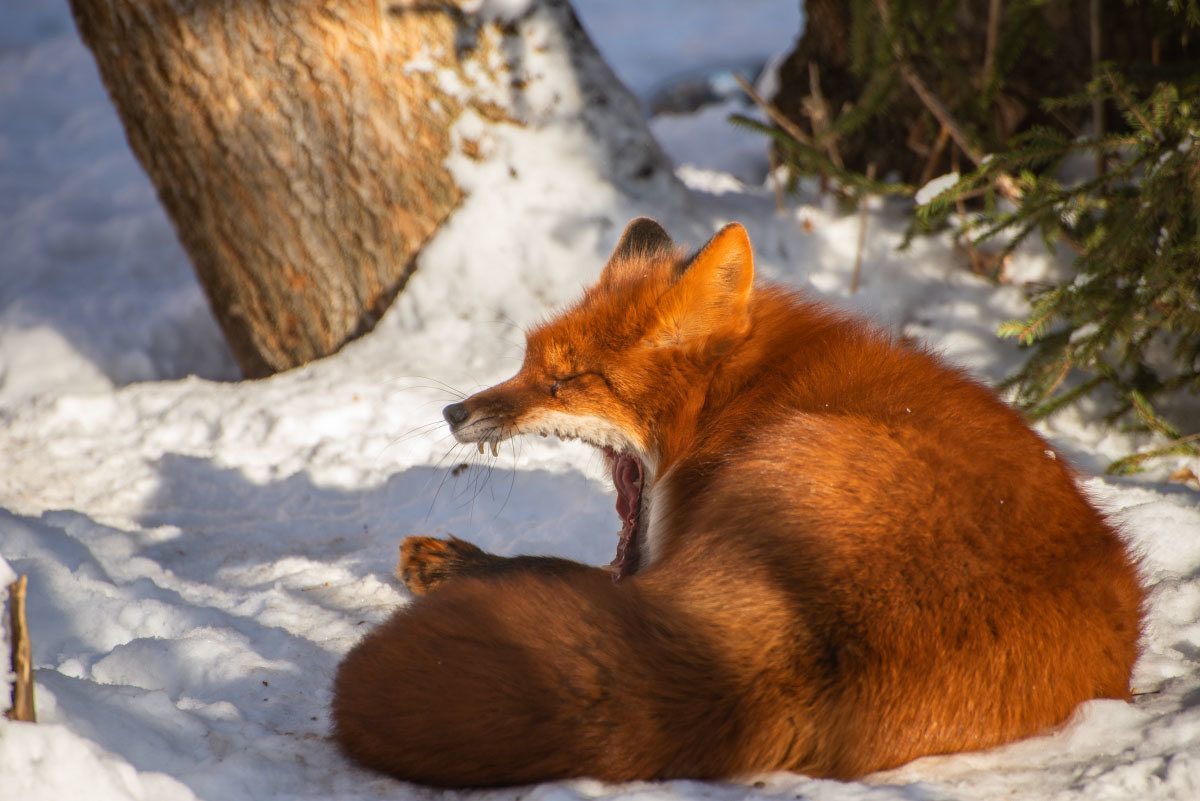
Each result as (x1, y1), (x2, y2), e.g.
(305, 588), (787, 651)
(331, 567), (769, 786)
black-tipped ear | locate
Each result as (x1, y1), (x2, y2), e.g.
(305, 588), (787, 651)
(608, 218), (673, 263)
(599, 218), (674, 286)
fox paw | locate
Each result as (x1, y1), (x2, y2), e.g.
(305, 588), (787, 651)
(397, 535), (486, 595)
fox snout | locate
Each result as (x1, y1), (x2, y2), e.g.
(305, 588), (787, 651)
(441, 389), (518, 448)
(443, 402), (469, 429)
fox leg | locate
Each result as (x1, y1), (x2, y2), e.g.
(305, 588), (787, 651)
(397, 535), (590, 595)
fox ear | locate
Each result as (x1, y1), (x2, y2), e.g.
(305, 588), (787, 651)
(600, 218), (674, 285)
(655, 222), (754, 348)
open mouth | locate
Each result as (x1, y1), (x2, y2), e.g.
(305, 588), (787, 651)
(605, 447), (646, 581)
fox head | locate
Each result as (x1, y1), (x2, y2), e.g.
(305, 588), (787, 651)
(442, 219), (755, 578)
(442, 218), (755, 478)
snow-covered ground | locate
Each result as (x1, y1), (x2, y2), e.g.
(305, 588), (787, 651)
(2, 1), (1199, 800)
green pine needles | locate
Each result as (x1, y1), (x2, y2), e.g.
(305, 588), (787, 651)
(759, 0), (1200, 474)
(922, 72), (1200, 473)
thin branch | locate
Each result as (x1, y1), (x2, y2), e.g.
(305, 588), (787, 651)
(1107, 432), (1200, 475)
(1106, 67), (1154, 133)
(804, 61), (844, 169)
(733, 72), (817, 149)
(1044, 360), (1073, 398)
(767, 146), (786, 213)
(952, 145), (978, 267)
(1018, 304), (1059, 344)
(983, 0), (1002, 87)
(873, 0), (983, 164)
(6, 575), (36, 723)
(900, 60), (984, 164)
(1090, 0), (1105, 176)
(851, 163), (877, 294)
(919, 124), (952, 188)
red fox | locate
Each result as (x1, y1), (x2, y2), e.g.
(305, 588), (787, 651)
(332, 219), (1144, 786)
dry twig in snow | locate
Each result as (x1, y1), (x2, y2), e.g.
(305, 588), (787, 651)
(6, 574), (36, 723)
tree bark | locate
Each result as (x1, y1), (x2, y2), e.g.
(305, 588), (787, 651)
(67, 0), (664, 378)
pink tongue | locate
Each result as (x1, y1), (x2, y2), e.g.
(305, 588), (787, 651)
(613, 453), (642, 527)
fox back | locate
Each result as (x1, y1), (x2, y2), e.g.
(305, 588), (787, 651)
(332, 219), (1144, 785)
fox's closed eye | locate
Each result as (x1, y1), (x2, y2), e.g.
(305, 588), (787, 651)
(549, 375), (581, 397)
(549, 372), (604, 397)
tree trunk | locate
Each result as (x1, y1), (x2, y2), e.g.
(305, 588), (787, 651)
(67, 0), (667, 378)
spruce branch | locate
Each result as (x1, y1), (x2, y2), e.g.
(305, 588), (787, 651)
(1106, 68), (1156, 134)
(1107, 432), (1200, 475)
(1027, 375), (1106, 420)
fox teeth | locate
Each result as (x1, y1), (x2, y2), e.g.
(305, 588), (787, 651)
(477, 442), (485, 455)
(490, 442), (499, 457)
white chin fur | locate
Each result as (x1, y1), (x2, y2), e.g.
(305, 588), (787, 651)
(521, 410), (655, 475)
(640, 475), (669, 572)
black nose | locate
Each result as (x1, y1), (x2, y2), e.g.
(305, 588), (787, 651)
(443, 402), (470, 428)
